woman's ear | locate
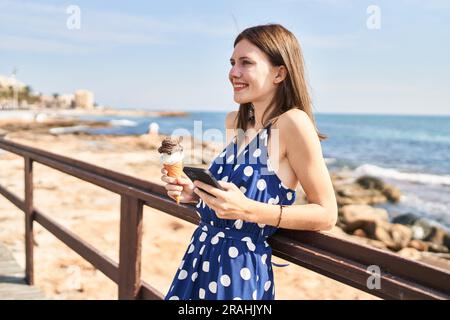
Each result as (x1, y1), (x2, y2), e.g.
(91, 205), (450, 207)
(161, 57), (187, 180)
(274, 65), (287, 84)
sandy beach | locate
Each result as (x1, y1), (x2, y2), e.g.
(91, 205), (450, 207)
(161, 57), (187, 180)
(1, 115), (448, 300)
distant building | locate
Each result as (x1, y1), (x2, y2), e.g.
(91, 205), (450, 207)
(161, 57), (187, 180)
(74, 89), (94, 109)
(0, 75), (97, 110)
(59, 94), (75, 109)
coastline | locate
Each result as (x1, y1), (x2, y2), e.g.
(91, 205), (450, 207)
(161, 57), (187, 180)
(0, 114), (449, 299)
(0, 108), (188, 122)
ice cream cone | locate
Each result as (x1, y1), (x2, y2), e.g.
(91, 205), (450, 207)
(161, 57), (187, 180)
(163, 162), (183, 204)
(158, 136), (184, 205)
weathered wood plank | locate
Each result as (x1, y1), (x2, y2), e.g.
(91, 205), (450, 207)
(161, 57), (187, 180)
(0, 243), (45, 300)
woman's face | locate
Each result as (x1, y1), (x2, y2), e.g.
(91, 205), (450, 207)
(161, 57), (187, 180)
(229, 39), (281, 106)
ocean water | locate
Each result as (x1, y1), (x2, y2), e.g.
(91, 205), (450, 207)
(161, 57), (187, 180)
(72, 111), (450, 229)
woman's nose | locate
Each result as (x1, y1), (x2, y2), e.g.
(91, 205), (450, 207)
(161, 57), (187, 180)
(229, 65), (242, 78)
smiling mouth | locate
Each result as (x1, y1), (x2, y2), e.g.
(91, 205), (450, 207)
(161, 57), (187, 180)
(233, 83), (249, 91)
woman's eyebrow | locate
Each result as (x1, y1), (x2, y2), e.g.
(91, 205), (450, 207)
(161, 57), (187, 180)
(229, 56), (251, 61)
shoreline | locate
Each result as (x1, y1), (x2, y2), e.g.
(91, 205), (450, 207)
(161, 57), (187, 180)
(0, 107), (189, 121)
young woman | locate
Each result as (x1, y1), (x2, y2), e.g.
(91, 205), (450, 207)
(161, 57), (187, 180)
(161, 24), (337, 300)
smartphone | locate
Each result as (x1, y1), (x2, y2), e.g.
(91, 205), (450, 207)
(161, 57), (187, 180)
(183, 166), (224, 196)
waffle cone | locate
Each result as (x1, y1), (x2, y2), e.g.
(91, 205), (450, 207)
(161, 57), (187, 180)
(163, 162), (183, 204)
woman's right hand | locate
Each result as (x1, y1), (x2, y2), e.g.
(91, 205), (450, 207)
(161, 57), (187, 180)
(161, 168), (199, 204)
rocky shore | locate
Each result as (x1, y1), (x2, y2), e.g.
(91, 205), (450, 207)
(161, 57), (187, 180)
(0, 116), (448, 299)
(333, 174), (450, 268)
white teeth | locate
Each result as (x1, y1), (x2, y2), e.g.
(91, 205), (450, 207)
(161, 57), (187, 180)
(234, 83), (248, 88)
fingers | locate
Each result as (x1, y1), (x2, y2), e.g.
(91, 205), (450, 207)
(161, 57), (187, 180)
(160, 168), (191, 186)
(161, 174), (177, 184)
(176, 176), (193, 186)
(160, 168), (192, 203)
(217, 180), (233, 190)
(193, 180), (224, 197)
(194, 187), (217, 208)
(167, 190), (181, 200)
(164, 183), (183, 192)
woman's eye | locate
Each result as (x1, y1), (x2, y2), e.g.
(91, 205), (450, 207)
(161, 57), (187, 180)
(243, 61), (251, 65)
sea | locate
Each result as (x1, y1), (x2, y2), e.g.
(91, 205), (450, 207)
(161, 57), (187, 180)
(71, 111), (450, 230)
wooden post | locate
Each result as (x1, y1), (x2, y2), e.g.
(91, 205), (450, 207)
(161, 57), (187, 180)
(24, 157), (34, 285)
(118, 195), (143, 299)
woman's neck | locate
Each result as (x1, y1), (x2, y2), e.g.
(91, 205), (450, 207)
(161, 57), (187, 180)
(251, 100), (271, 130)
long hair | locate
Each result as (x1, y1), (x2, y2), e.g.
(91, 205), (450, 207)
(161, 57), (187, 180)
(234, 24), (327, 141)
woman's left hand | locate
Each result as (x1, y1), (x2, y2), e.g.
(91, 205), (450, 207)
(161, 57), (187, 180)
(193, 180), (254, 222)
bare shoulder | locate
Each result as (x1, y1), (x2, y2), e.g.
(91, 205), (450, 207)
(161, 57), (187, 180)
(225, 111), (238, 129)
(277, 108), (320, 156)
(278, 108), (316, 136)
(278, 108), (310, 125)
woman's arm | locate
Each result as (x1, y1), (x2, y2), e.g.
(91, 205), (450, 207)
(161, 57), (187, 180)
(246, 109), (338, 231)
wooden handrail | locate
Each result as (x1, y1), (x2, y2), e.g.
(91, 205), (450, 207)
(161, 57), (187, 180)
(0, 137), (449, 300)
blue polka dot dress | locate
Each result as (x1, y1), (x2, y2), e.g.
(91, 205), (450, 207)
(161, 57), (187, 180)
(165, 121), (297, 300)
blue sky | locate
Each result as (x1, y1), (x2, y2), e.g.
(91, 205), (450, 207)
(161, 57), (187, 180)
(1, 0), (449, 115)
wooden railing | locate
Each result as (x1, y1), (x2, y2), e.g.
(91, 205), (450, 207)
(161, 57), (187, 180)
(0, 138), (449, 300)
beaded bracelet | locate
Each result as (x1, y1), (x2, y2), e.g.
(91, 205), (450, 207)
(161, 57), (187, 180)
(276, 204), (285, 228)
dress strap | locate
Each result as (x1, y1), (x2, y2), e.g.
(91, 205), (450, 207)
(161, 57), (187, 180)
(263, 117), (279, 140)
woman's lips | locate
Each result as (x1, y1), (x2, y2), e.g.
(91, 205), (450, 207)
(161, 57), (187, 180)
(233, 83), (249, 92)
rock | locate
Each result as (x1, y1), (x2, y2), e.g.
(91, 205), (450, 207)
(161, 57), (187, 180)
(330, 225), (388, 250)
(392, 213), (420, 225)
(444, 232), (450, 250)
(335, 183), (388, 206)
(353, 229), (368, 238)
(339, 205), (412, 251)
(367, 221), (412, 251)
(365, 238), (389, 250)
(381, 184), (402, 203)
(393, 214), (450, 251)
(356, 175), (385, 190)
(427, 242), (449, 254)
(392, 213), (436, 241)
(408, 239), (429, 251)
(336, 176), (402, 205)
(423, 227), (446, 246)
(397, 247), (422, 260)
(389, 224), (413, 251)
(339, 204), (389, 225)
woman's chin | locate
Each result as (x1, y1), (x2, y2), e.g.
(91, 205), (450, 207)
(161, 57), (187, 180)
(233, 94), (251, 104)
